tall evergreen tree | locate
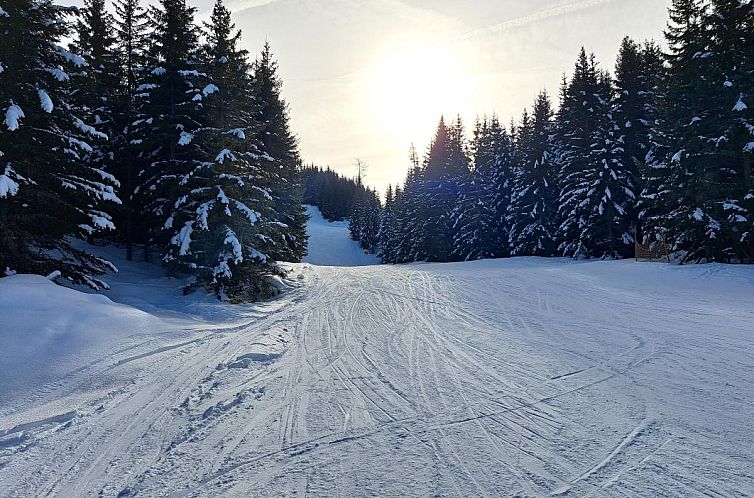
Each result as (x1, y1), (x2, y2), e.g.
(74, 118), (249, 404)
(377, 184), (398, 263)
(452, 116), (513, 260)
(415, 116), (470, 262)
(613, 37), (663, 244)
(636, 40), (671, 251)
(160, 0), (285, 300)
(134, 0), (204, 262)
(509, 92), (558, 256)
(705, 0), (754, 261)
(652, 0), (734, 262)
(72, 0), (119, 137)
(556, 49), (602, 256)
(350, 188), (381, 253)
(556, 49), (635, 258)
(392, 147), (423, 263)
(252, 43), (308, 262)
(112, 0), (150, 260)
(0, 0), (120, 287)
(70, 0), (121, 245)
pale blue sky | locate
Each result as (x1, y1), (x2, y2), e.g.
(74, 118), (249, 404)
(64, 0), (674, 191)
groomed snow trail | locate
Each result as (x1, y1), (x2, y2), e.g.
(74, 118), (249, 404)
(302, 205), (380, 267)
(1, 217), (753, 496)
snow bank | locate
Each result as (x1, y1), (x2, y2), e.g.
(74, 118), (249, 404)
(303, 205), (380, 267)
(0, 275), (165, 408)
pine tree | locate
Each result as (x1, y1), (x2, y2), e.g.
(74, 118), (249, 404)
(613, 37), (661, 243)
(656, 0), (732, 262)
(252, 43), (308, 262)
(452, 116), (512, 260)
(361, 189), (382, 253)
(582, 88), (637, 258)
(416, 116), (470, 262)
(350, 190), (364, 243)
(0, 0), (120, 287)
(70, 0), (121, 245)
(705, 0), (754, 261)
(160, 0), (284, 300)
(509, 92), (559, 256)
(393, 146), (424, 263)
(635, 40), (670, 251)
(72, 0), (119, 136)
(134, 0), (204, 262)
(556, 50), (635, 258)
(377, 184), (398, 263)
(112, 0), (150, 261)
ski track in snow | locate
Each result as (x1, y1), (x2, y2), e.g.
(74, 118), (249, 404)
(1, 214), (754, 496)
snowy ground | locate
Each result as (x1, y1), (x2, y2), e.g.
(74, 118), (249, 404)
(1, 212), (754, 496)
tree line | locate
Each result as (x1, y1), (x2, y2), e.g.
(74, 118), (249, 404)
(351, 0), (753, 265)
(0, 0), (307, 301)
(301, 165), (377, 222)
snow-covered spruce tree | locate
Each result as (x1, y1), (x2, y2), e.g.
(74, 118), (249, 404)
(509, 91), (559, 256)
(377, 184), (398, 263)
(705, 0), (754, 261)
(111, 0), (150, 261)
(452, 116), (513, 261)
(634, 41), (670, 251)
(160, 0), (285, 301)
(613, 37), (663, 243)
(486, 116), (516, 255)
(252, 43), (308, 262)
(132, 0), (204, 262)
(0, 0), (120, 287)
(349, 190), (364, 242)
(69, 0), (121, 244)
(392, 147), (424, 263)
(71, 0), (119, 133)
(352, 188), (381, 253)
(582, 95), (637, 258)
(416, 116), (470, 262)
(556, 50), (635, 258)
(556, 50), (600, 257)
(653, 0), (738, 263)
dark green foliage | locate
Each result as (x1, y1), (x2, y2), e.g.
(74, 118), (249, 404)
(377, 185), (398, 263)
(414, 116), (470, 262)
(644, 0), (754, 262)
(111, 0), (150, 261)
(252, 43), (308, 263)
(159, 0), (286, 300)
(509, 93), (559, 256)
(0, 0), (120, 288)
(0, 0), (308, 301)
(452, 116), (513, 261)
(302, 166), (365, 221)
(391, 149), (425, 263)
(350, 188), (381, 253)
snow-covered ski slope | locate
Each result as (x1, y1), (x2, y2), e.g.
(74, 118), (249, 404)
(302, 205), (380, 266)
(1, 216), (754, 496)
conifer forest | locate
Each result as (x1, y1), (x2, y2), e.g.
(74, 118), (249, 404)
(349, 2), (753, 266)
(1, 0), (307, 301)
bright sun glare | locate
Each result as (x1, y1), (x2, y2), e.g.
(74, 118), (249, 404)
(368, 45), (472, 152)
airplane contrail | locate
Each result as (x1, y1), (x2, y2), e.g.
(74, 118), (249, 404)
(454, 0), (621, 41)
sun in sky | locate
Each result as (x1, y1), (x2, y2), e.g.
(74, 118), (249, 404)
(367, 44), (473, 154)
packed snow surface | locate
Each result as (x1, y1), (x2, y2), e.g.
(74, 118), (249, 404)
(302, 204), (380, 267)
(1, 226), (754, 496)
